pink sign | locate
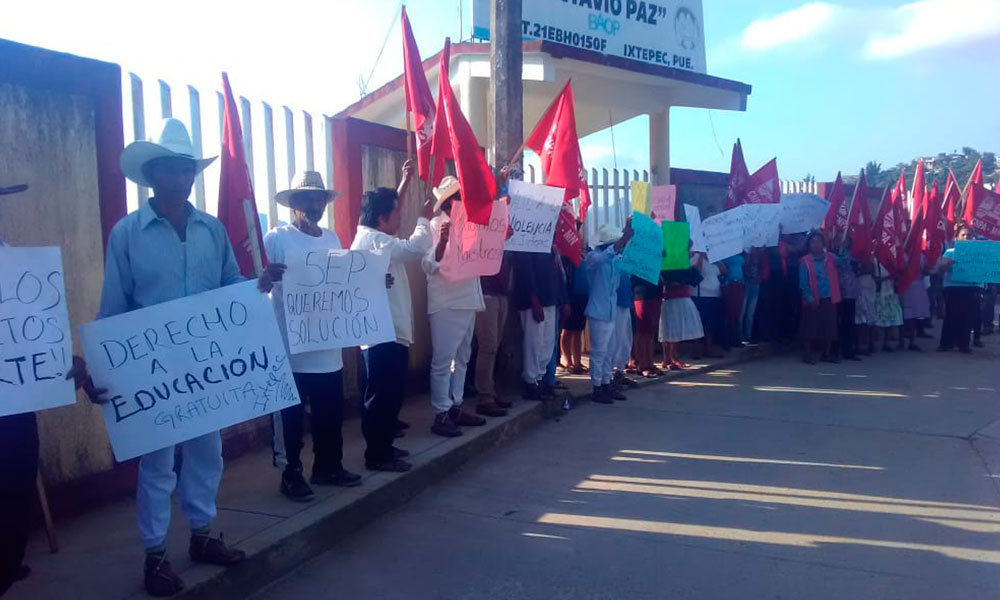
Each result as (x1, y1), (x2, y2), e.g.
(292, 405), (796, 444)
(650, 185), (676, 223)
(440, 200), (509, 282)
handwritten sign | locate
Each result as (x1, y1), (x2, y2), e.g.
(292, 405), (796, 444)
(620, 212), (662, 285)
(281, 250), (395, 353)
(743, 203), (781, 248)
(80, 281), (300, 461)
(953, 241), (1000, 283)
(684, 204), (708, 253)
(661, 222), (691, 270)
(781, 193), (829, 234)
(440, 200), (509, 282)
(505, 180), (563, 253)
(631, 181), (650, 215)
(0, 247), (76, 417)
(702, 208), (747, 263)
(971, 188), (1000, 241)
(554, 204), (583, 267)
(650, 185), (676, 224)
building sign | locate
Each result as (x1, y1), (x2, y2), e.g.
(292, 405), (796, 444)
(472, 0), (706, 74)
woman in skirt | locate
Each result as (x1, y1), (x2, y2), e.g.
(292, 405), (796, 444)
(798, 231), (841, 364)
(660, 263), (705, 371)
(874, 261), (904, 351)
(854, 258), (877, 354)
(899, 256), (931, 351)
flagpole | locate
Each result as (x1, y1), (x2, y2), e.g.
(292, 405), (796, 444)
(405, 108), (414, 162)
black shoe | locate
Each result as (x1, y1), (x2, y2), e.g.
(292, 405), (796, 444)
(603, 384), (626, 401)
(145, 553), (185, 597)
(392, 446), (410, 459)
(591, 386), (614, 404)
(522, 382), (542, 401)
(431, 412), (463, 437)
(366, 458), (412, 472)
(311, 468), (362, 487)
(189, 533), (246, 566)
(280, 469), (315, 502)
(449, 406), (487, 426)
(476, 402), (509, 417)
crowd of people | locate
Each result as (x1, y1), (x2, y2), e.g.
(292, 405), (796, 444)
(1, 118), (992, 598)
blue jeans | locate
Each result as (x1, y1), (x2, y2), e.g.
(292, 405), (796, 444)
(543, 312), (561, 386)
(742, 283), (761, 342)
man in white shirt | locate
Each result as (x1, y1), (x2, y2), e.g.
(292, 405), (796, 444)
(351, 160), (432, 471)
(260, 171), (362, 502)
(422, 176), (490, 437)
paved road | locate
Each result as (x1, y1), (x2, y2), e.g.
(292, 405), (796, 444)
(253, 346), (1000, 600)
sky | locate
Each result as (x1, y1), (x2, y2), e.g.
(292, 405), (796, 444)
(1, 0), (998, 198)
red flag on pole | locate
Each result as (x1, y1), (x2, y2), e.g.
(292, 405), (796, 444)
(525, 80), (593, 221)
(847, 171), (872, 261)
(897, 198), (925, 294)
(943, 170), (960, 243)
(402, 6), (436, 183)
(910, 159), (925, 228)
(963, 159), (984, 225)
(724, 139), (750, 210)
(429, 39), (497, 225)
(822, 172), (847, 237)
(924, 180), (945, 267)
(873, 186), (901, 276)
(218, 73), (266, 278)
(740, 158), (780, 204)
(890, 171), (909, 274)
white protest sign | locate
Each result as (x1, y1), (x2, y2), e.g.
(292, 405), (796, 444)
(684, 204), (707, 253)
(505, 180), (564, 253)
(280, 249), (395, 353)
(742, 203), (781, 248)
(702, 206), (746, 263)
(80, 281), (300, 461)
(781, 193), (829, 234)
(0, 247), (76, 416)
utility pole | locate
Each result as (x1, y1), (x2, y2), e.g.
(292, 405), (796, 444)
(489, 0), (523, 174)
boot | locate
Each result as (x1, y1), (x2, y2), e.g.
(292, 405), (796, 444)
(476, 401), (509, 417)
(431, 412), (462, 437)
(189, 532), (246, 566)
(144, 553), (184, 597)
(603, 384), (626, 401)
(591, 386), (614, 404)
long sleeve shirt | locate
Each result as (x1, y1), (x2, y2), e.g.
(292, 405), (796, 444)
(421, 215), (485, 315)
(510, 251), (562, 311)
(584, 246), (622, 322)
(98, 201), (244, 319)
(351, 219), (432, 347)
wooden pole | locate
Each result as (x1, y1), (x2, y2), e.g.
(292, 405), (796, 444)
(36, 472), (58, 553)
(490, 0), (523, 177)
(405, 108), (414, 162)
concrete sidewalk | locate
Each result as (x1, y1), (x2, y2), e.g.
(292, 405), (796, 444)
(7, 344), (772, 600)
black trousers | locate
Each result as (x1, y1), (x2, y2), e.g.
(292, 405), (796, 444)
(836, 299), (857, 358)
(941, 287), (980, 351)
(0, 413), (38, 597)
(362, 342), (409, 466)
(273, 371), (344, 476)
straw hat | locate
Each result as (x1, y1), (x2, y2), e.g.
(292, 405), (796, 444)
(597, 223), (624, 245)
(119, 118), (216, 187)
(432, 176), (461, 212)
(275, 171), (339, 207)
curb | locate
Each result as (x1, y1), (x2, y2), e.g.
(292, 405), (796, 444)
(165, 343), (775, 600)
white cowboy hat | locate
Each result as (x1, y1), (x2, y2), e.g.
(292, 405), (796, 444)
(432, 176), (461, 213)
(275, 171), (339, 208)
(119, 118), (216, 187)
(597, 223), (624, 245)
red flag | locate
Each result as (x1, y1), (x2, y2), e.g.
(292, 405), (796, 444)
(963, 159), (984, 226)
(553, 204), (583, 266)
(873, 186), (901, 276)
(910, 159), (926, 228)
(525, 80), (593, 221)
(897, 198), (925, 294)
(401, 7), (436, 183)
(943, 170), (960, 243)
(890, 171), (909, 274)
(847, 171), (872, 261)
(218, 73), (266, 277)
(740, 158), (780, 204)
(430, 39), (497, 225)
(924, 180), (946, 267)
(724, 139), (750, 210)
(822, 172), (847, 237)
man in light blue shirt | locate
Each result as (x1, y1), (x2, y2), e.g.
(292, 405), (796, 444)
(585, 221), (634, 403)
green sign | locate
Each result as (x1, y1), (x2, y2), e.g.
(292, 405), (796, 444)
(662, 221), (691, 270)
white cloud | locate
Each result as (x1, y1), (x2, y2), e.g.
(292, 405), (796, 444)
(740, 3), (842, 51)
(865, 0), (1000, 59)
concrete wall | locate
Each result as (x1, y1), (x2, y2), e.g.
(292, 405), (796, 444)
(0, 82), (114, 484)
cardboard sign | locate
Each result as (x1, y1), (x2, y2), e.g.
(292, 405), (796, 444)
(80, 281), (300, 461)
(971, 188), (1000, 241)
(554, 204), (583, 267)
(662, 221), (691, 270)
(684, 204), (708, 253)
(781, 193), (830, 234)
(620, 212), (663, 285)
(0, 247), (76, 417)
(631, 181), (650, 215)
(650, 185), (677, 224)
(440, 200), (509, 282)
(281, 250), (395, 353)
(702, 208), (746, 263)
(504, 180), (564, 253)
(953, 241), (1000, 283)
(743, 203), (781, 248)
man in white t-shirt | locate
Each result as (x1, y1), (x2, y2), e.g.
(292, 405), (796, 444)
(260, 171), (362, 502)
(351, 160), (433, 471)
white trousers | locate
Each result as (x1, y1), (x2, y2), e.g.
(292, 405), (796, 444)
(612, 305), (633, 372)
(589, 317), (616, 387)
(137, 431), (223, 549)
(520, 306), (557, 384)
(430, 309), (477, 414)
